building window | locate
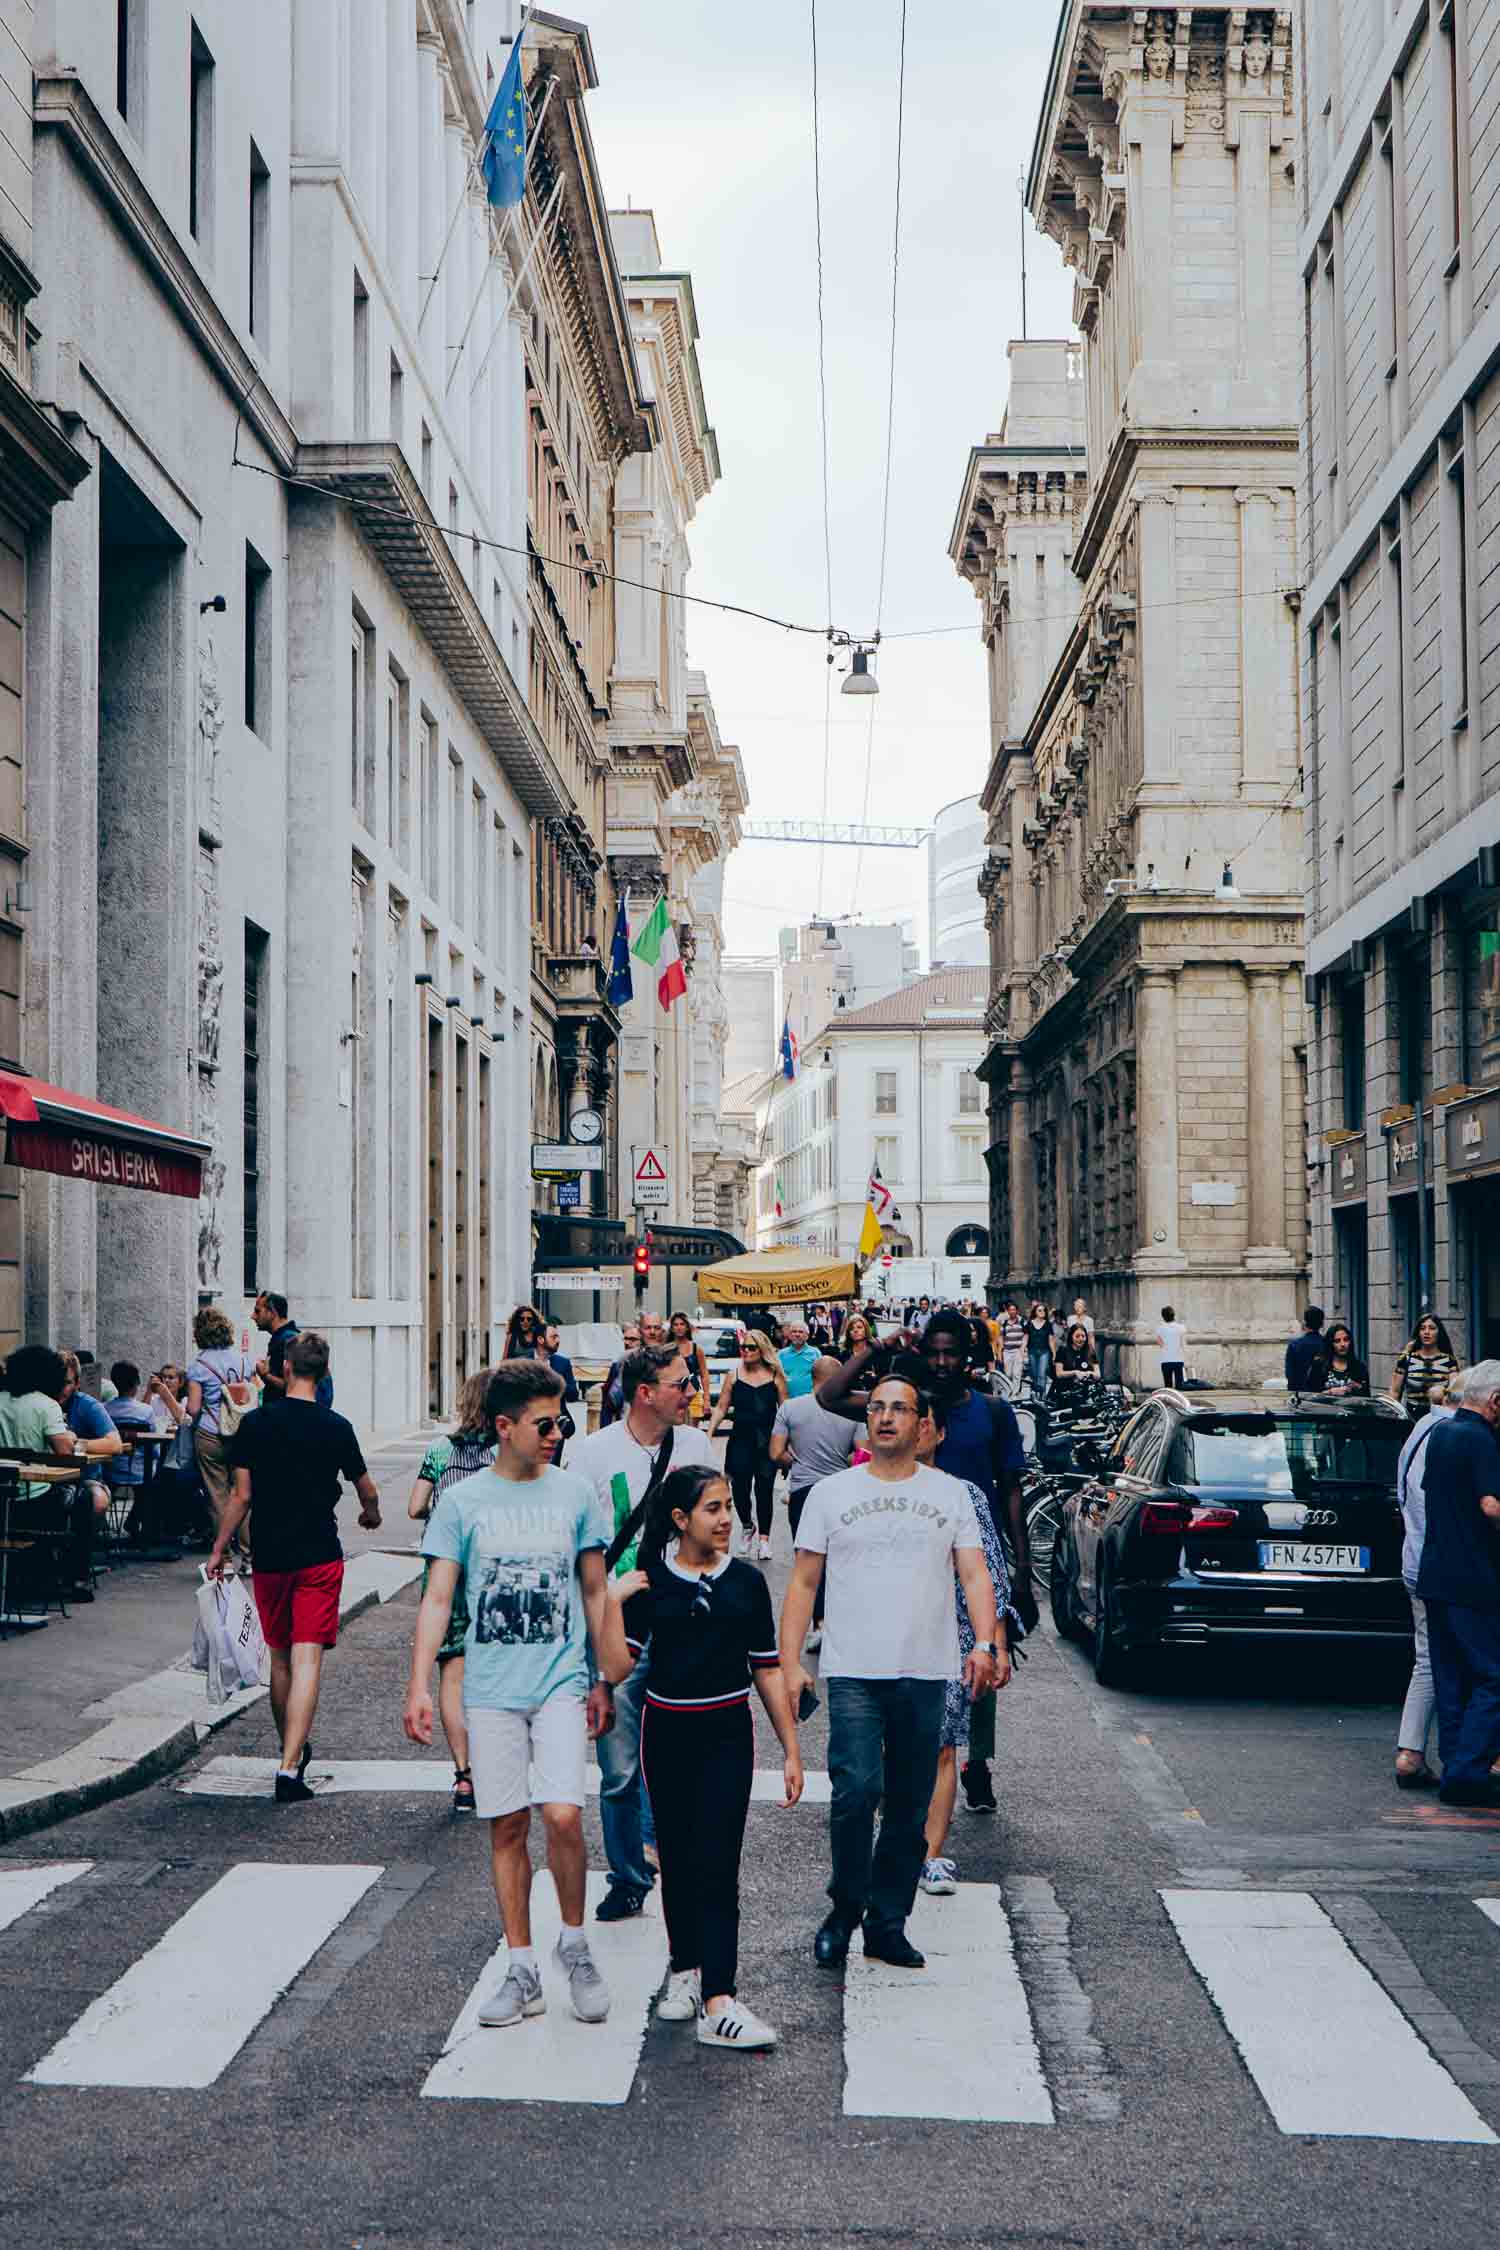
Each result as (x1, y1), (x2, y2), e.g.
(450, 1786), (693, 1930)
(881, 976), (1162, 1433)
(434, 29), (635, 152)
(248, 141), (270, 347)
(188, 24), (215, 248)
(243, 923), (267, 1295)
(957, 1068), (982, 1114)
(448, 481), (459, 538)
(449, 752), (464, 922)
(874, 1134), (900, 1179)
(353, 271), (370, 437)
(116, 0), (144, 130)
(420, 710), (439, 897)
(1338, 977), (1365, 1129)
(1444, 418), (1474, 728)
(389, 353), (404, 445)
(1439, 0), (1468, 274)
(350, 611), (374, 828)
(953, 1133), (985, 1186)
(244, 542), (270, 740)
(420, 421), (433, 498)
(1463, 917), (1500, 1085)
(874, 1069), (898, 1115)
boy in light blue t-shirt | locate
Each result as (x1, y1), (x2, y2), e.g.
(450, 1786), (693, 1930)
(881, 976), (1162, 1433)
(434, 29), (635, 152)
(405, 1360), (624, 2032)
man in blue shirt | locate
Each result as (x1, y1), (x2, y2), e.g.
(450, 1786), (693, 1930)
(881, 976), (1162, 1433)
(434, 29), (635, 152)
(406, 1360), (617, 2027)
(1284, 1306), (1330, 1392)
(1415, 1361), (1500, 1806)
(779, 1322), (819, 1399)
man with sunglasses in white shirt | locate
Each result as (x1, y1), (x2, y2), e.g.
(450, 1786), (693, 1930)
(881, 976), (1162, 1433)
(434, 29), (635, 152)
(567, 1344), (715, 1921)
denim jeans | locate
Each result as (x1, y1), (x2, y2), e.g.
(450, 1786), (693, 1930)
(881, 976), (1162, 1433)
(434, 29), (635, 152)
(597, 1647), (655, 1895)
(1426, 1599), (1500, 1786)
(826, 1676), (944, 1931)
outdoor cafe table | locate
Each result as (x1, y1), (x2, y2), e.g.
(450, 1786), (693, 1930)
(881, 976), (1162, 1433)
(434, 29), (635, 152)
(0, 1459), (82, 1636)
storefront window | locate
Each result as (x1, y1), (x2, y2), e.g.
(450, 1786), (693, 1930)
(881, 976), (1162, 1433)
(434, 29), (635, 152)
(1463, 918), (1500, 1085)
(1338, 979), (1365, 1128)
(1396, 942), (1431, 1105)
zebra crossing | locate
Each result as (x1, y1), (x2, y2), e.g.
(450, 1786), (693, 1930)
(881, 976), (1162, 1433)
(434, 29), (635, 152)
(4, 1857), (1500, 2137)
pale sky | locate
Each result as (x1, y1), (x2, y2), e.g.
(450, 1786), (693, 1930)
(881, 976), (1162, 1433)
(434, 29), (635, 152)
(576, 0), (1077, 961)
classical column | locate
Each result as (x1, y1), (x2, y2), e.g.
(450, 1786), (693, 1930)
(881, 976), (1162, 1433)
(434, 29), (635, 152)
(416, 34), (446, 378)
(1245, 966), (1293, 1267)
(1134, 967), (1179, 1262)
(1136, 490), (1178, 780)
(1008, 1067), (1036, 1284)
(1236, 488), (1281, 790)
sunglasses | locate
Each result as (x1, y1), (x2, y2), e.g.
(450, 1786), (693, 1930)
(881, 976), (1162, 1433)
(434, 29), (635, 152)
(529, 1416), (562, 1437)
(661, 1375), (695, 1393)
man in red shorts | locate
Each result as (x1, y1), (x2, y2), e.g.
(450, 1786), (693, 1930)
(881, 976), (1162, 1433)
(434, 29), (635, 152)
(207, 1331), (381, 1801)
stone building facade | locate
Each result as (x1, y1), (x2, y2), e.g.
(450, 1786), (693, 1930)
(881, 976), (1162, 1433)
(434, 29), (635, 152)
(1301, 0), (1500, 1375)
(521, 15), (650, 1225)
(604, 212), (745, 1232)
(952, 7), (1306, 1385)
(21, 0), (577, 1429)
(0, 0), (90, 1355)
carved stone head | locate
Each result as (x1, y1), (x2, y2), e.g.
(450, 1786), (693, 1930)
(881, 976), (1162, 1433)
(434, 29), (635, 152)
(1244, 18), (1271, 77)
(1144, 12), (1174, 78)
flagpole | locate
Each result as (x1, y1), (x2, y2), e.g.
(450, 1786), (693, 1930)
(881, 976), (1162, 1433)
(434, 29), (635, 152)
(465, 175), (564, 397)
(418, 4), (542, 338)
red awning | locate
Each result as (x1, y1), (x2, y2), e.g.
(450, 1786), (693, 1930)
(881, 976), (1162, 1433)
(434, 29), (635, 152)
(0, 1072), (209, 1201)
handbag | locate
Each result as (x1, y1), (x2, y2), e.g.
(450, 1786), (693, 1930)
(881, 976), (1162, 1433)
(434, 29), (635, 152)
(215, 1356), (257, 1440)
(604, 1428), (675, 1572)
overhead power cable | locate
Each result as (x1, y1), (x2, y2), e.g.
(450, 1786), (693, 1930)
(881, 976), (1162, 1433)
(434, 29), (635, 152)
(853, 1), (909, 913)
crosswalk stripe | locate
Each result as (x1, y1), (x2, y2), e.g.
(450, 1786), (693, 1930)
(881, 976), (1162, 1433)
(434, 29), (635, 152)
(422, 1870), (666, 2104)
(0, 1862), (92, 1934)
(843, 1884), (1053, 2123)
(26, 1862), (382, 2089)
(180, 1756), (832, 1803)
(1161, 1889), (1498, 2143)
(1476, 1900), (1500, 1934)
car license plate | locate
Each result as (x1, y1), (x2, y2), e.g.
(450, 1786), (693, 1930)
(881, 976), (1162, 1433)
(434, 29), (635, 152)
(1257, 1542), (1369, 1573)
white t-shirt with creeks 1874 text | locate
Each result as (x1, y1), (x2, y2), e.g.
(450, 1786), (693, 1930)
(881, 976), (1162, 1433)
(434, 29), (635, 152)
(791, 1462), (983, 1681)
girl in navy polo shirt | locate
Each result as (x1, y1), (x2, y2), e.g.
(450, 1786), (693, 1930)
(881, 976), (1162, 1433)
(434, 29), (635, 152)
(603, 1465), (803, 2050)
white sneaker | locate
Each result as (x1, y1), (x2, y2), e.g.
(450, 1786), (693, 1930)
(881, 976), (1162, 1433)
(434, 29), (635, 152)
(656, 1967), (701, 2022)
(477, 1962), (546, 2027)
(920, 1856), (958, 1896)
(696, 1999), (778, 2051)
(804, 1626), (823, 1653)
(739, 1525), (756, 1556)
(757, 1535), (772, 1562)
(553, 1935), (610, 2023)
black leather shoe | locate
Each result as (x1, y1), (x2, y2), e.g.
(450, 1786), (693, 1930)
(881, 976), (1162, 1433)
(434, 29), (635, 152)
(862, 1922), (925, 1968)
(595, 1885), (648, 1923)
(814, 1911), (855, 1967)
(274, 1774), (315, 1804)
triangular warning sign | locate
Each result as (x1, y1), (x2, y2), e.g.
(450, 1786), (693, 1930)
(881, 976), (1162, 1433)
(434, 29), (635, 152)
(635, 1149), (666, 1181)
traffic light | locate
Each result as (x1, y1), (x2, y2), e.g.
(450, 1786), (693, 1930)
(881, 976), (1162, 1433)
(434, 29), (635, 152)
(632, 1236), (651, 1296)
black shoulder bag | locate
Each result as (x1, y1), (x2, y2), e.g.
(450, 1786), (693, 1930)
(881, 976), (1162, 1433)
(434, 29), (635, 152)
(604, 1427), (675, 1573)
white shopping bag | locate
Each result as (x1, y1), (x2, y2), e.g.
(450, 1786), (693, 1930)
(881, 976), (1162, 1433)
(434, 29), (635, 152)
(194, 1570), (266, 1704)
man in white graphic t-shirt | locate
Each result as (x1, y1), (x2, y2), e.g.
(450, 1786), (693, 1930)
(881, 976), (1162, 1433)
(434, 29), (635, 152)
(780, 1371), (998, 1971)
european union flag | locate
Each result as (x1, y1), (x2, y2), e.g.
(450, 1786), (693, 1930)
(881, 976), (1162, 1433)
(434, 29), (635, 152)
(480, 39), (527, 208)
(607, 896), (634, 1008)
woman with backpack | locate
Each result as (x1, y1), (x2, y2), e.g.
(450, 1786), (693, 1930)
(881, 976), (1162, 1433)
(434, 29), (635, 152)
(185, 1306), (257, 1550)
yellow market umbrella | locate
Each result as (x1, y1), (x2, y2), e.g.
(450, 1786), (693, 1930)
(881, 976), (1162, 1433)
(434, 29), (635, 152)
(693, 1247), (860, 1308)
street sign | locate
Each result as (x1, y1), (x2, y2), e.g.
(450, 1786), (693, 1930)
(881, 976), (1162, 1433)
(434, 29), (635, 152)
(631, 1144), (669, 1208)
(881, 1254), (893, 1268)
(535, 1271), (622, 1291)
(532, 1141), (604, 1176)
(556, 1181), (581, 1209)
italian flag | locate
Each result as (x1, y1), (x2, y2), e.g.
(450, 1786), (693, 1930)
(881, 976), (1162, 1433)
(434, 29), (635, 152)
(631, 894), (688, 1010)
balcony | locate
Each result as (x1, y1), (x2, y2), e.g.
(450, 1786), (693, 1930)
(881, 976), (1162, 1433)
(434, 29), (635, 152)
(546, 951), (621, 1039)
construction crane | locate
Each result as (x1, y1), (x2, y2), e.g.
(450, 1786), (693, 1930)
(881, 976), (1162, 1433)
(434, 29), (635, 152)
(739, 819), (931, 850)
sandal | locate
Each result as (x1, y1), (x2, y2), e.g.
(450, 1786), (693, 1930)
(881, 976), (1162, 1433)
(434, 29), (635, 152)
(451, 1767), (476, 1814)
(1395, 1754), (1436, 1790)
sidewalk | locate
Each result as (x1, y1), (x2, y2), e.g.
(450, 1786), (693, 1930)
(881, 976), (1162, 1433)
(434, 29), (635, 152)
(0, 1427), (435, 1844)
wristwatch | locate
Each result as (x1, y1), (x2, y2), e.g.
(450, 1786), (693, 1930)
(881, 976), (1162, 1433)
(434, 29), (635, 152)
(976, 1640), (999, 1660)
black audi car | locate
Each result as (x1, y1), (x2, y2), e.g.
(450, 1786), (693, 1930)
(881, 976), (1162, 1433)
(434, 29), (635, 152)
(1049, 1390), (1414, 1686)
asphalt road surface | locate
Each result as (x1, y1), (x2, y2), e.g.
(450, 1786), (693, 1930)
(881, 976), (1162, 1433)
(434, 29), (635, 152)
(4, 1532), (1500, 2250)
